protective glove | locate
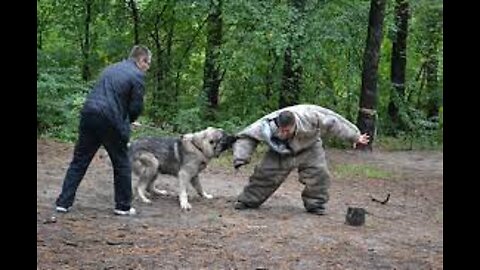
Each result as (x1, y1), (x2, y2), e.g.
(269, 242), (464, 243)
(233, 159), (248, 170)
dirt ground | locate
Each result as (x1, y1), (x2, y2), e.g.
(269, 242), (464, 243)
(37, 138), (443, 270)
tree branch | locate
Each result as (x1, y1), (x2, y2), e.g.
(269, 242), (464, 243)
(174, 15), (210, 87)
(370, 193), (390, 204)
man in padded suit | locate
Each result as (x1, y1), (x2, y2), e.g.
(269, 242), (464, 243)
(232, 104), (370, 215)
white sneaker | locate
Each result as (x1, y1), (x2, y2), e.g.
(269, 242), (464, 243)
(113, 207), (136, 216)
(55, 206), (70, 213)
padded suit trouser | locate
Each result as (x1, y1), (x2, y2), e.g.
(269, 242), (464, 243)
(237, 140), (331, 212)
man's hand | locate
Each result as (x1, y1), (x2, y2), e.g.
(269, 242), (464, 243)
(274, 144), (292, 155)
(353, 133), (370, 148)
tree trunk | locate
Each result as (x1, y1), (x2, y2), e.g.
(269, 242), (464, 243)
(174, 16), (209, 99)
(150, 14), (165, 122)
(425, 53), (439, 118)
(37, 14), (43, 50)
(202, 0), (223, 116)
(424, 7), (442, 119)
(166, 1), (175, 101)
(38, 33), (43, 51)
(81, 0), (92, 81)
(279, 0), (306, 109)
(128, 0), (140, 45)
(280, 46), (302, 108)
(265, 49), (279, 101)
(387, 0), (409, 133)
(356, 0), (387, 151)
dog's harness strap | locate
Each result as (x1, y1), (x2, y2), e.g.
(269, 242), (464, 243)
(184, 138), (209, 162)
(190, 141), (205, 156)
(173, 140), (181, 163)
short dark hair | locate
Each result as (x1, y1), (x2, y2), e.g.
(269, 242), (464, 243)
(129, 45), (151, 61)
(277, 110), (295, 127)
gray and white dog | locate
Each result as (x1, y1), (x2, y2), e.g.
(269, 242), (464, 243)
(128, 127), (236, 210)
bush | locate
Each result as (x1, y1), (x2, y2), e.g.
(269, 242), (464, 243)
(37, 67), (90, 142)
(171, 107), (207, 134)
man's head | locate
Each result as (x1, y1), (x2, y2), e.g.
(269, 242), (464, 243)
(276, 110), (296, 140)
(129, 45), (152, 72)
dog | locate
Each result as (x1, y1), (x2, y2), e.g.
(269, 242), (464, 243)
(128, 127), (236, 210)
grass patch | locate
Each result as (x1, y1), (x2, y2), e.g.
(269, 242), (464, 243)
(434, 209), (443, 223)
(332, 163), (392, 180)
(375, 134), (443, 151)
(210, 144), (269, 170)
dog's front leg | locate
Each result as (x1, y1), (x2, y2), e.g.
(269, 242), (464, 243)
(190, 176), (213, 199)
(178, 170), (192, 210)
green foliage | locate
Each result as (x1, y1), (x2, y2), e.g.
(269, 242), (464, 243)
(37, 0), (443, 150)
(130, 116), (178, 140)
(37, 64), (90, 142)
(171, 107), (207, 134)
(376, 133), (442, 151)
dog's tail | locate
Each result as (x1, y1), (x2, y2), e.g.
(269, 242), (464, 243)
(127, 138), (161, 168)
(131, 151), (159, 176)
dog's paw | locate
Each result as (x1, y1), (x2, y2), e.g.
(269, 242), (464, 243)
(155, 189), (169, 196)
(141, 198), (152, 204)
(180, 201), (192, 211)
(179, 193), (192, 210)
(202, 192), (213, 199)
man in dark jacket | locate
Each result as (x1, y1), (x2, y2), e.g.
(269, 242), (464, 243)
(55, 45), (151, 216)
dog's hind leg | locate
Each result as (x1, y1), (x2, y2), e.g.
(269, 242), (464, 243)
(134, 152), (159, 204)
(132, 161), (149, 203)
(137, 176), (153, 204)
(190, 176), (213, 199)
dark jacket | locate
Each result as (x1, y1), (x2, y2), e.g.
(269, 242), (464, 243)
(81, 59), (145, 141)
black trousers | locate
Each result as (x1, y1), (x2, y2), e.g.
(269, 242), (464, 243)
(55, 112), (132, 211)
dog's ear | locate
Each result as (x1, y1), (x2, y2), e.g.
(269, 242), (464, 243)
(206, 127), (221, 139)
(205, 127), (216, 135)
(207, 126), (223, 132)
